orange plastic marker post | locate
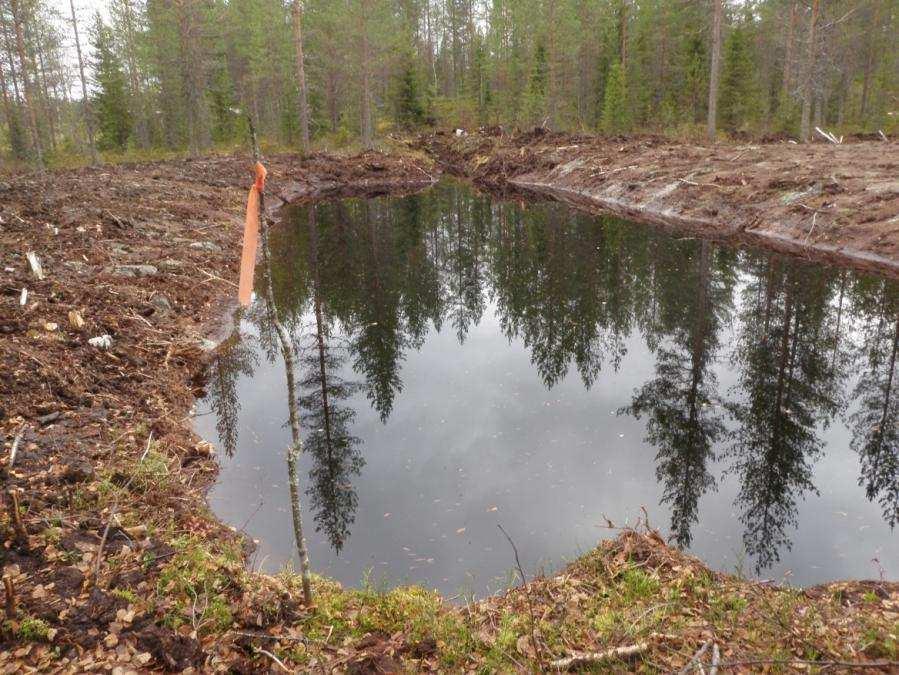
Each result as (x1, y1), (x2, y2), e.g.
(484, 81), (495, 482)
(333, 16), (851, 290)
(237, 162), (268, 307)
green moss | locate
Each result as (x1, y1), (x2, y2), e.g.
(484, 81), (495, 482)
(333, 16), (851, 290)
(111, 588), (139, 604)
(16, 617), (51, 642)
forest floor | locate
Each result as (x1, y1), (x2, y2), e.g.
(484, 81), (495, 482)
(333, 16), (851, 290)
(421, 129), (899, 278)
(1, 145), (898, 673)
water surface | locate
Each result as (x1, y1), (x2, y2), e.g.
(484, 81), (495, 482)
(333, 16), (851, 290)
(196, 179), (898, 596)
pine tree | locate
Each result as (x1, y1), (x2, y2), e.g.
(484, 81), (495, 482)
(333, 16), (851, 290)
(601, 61), (630, 134)
(90, 14), (131, 151)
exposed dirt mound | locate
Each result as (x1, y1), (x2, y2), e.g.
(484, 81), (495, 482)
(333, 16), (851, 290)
(423, 130), (899, 277)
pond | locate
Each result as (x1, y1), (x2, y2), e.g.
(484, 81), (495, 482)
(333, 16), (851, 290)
(195, 179), (898, 597)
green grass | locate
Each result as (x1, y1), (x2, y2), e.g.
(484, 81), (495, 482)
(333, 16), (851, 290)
(156, 534), (242, 634)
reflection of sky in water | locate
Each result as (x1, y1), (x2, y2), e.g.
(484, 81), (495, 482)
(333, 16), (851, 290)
(195, 181), (898, 597)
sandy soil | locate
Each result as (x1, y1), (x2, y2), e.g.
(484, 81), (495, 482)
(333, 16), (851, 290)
(423, 129), (899, 278)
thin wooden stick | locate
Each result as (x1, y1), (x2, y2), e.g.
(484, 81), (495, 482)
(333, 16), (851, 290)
(255, 646), (291, 673)
(3, 576), (16, 618)
(95, 433), (154, 583)
(677, 640), (712, 674)
(709, 643), (720, 675)
(714, 657), (899, 670)
(7, 423), (26, 468)
(498, 524), (543, 668)
(7, 490), (29, 548)
(550, 643), (649, 671)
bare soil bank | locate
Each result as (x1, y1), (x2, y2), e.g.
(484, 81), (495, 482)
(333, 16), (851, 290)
(1, 150), (896, 672)
(423, 129), (899, 278)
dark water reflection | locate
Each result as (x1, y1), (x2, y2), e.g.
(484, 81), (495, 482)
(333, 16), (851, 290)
(197, 180), (898, 595)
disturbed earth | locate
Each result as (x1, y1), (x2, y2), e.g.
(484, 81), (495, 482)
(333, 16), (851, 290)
(1, 140), (898, 672)
(424, 129), (899, 278)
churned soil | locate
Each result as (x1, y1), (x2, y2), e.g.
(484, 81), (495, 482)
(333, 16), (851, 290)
(0, 149), (435, 671)
(1, 145), (897, 673)
(423, 129), (899, 278)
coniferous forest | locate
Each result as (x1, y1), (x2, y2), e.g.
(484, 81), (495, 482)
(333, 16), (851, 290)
(0, 0), (896, 168)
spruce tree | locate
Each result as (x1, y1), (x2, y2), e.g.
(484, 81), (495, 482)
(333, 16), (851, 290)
(90, 15), (131, 151)
(525, 42), (548, 126)
(719, 24), (756, 132)
(393, 57), (425, 130)
(601, 61), (630, 134)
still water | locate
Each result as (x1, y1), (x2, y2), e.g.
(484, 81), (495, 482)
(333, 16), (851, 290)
(196, 179), (898, 596)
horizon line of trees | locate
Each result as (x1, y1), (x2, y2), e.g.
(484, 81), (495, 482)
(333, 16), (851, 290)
(0, 0), (896, 169)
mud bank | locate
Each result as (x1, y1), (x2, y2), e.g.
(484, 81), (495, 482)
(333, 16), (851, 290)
(424, 130), (899, 278)
(1, 149), (897, 673)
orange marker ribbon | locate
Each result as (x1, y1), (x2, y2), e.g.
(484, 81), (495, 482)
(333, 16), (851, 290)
(237, 162), (268, 307)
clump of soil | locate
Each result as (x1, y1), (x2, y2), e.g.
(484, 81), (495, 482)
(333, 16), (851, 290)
(423, 130), (899, 277)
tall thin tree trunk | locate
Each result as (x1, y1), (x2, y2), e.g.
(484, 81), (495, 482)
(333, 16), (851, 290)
(546, 0), (557, 129)
(292, 0), (310, 151)
(121, 0), (149, 148)
(618, 0), (628, 68)
(359, 0), (373, 149)
(70, 0), (97, 164)
(425, 0), (435, 86)
(781, 0), (798, 102)
(706, 0), (723, 142)
(0, 11), (22, 104)
(0, 25), (14, 120)
(8, 0), (41, 168)
(800, 0), (819, 143)
(31, 25), (55, 152)
(257, 170), (314, 607)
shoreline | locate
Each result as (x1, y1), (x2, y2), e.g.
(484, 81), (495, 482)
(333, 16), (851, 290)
(423, 130), (899, 280)
(2, 146), (897, 672)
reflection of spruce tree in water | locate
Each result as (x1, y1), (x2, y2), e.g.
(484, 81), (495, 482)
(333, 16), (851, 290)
(622, 240), (735, 548)
(207, 324), (259, 457)
(300, 207), (364, 553)
(350, 200), (406, 422)
(849, 280), (899, 528)
(491, 206), (631, 388)
(727, 257), (844, 571)
(446, 188), (486, 343)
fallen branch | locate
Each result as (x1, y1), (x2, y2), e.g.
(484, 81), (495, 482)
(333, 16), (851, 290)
(804, 212), (818, 242)
(714, 657), (899, 670)
(7, 423), (26, 469)
(878, 130), (888, 142)
(254, 646), (291, 673)
(815, 127), (842, 144)
(550, 643), (648, 671)
(677, 640), (712, 674)
(709, 643), (720, 675)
